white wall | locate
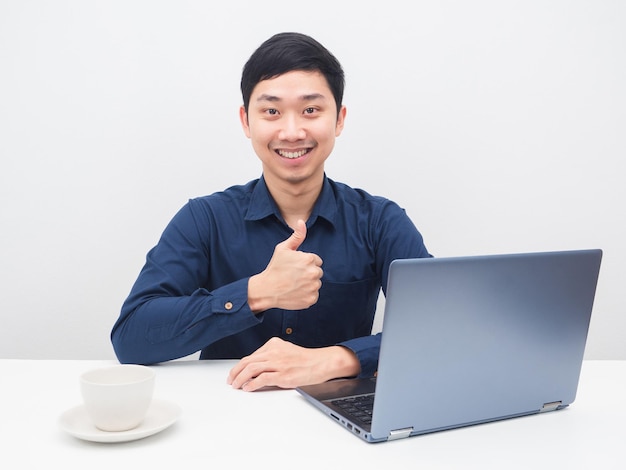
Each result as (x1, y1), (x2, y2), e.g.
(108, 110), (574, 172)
(1, 0), (624, 360)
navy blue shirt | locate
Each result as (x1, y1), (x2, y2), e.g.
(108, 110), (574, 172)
(111, 176), (431, 377)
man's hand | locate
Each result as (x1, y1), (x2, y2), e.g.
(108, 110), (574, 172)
(248, 219), (323, 312)
(227, 337), (361, 392)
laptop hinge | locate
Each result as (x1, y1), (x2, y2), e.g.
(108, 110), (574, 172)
(540, 401), (562, 413)
(388, 427), (413, 440)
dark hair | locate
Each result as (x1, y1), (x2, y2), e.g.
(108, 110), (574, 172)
(240, 32), (345, 116)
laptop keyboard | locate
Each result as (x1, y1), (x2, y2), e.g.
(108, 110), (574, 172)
(331, 394), (375, 425)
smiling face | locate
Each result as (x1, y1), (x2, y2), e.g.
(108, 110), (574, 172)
(240, 70), (346, 192)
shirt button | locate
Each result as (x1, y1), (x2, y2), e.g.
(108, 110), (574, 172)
(224, 301), (233, 310)
(285, 327), (293, 335)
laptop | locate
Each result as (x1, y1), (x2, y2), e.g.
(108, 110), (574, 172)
(296, 249), (603, 443)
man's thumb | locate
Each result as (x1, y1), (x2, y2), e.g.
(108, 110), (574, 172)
(282, 219), (307, 251)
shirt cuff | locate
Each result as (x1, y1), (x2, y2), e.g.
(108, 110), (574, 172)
(208, 278), (251, 315)
(339, 333), (381, 378)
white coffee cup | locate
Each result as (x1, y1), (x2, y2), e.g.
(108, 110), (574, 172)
(80, 364), (156, 432)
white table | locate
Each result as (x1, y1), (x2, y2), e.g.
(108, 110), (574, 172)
(2, 359), (624, 469)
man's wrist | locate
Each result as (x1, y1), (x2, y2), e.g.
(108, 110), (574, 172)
(328, 345), (361, 379)
(247, 274), (271, 314)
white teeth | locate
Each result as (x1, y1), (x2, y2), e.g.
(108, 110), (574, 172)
(278, 149), (307, 159)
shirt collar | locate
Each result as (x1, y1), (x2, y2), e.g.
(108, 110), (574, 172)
(245, 174), (338, 228)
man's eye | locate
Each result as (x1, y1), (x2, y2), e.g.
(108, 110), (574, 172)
(304, 107), (316, 114)
(267, 109), (279, 115)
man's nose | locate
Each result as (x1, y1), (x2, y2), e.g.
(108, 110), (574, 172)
(278, 115), (306, 141)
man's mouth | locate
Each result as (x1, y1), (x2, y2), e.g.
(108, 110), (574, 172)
(277, 149), (309, 159)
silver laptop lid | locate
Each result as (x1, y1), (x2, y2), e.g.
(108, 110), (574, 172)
(371, 249), (602, 439)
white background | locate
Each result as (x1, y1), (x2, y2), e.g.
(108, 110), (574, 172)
(1, 0), (624, 360)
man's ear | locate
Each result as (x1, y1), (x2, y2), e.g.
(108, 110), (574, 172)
(239, 105), (251, 138)
(335, 105), (347, 137)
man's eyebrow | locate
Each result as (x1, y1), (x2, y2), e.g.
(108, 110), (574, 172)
(255, 93), (327, 102)
(300, 93), (326, 101)
(256, 93), (280, 102)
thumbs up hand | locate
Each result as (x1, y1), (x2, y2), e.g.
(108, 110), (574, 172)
(277, 218), (308, 251)
(248, 220), (323, 312)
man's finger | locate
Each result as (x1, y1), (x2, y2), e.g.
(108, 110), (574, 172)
(280, 219), (307, 251)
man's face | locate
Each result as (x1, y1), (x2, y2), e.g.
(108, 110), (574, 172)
(240, 70), (346, 189)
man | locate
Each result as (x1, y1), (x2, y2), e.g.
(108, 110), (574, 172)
(111, 32), (431, 391)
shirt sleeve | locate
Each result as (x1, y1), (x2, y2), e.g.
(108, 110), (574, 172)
(338, 197), (431, 378)
(111, 202), (262, 365)
(340, 334), (381, 378)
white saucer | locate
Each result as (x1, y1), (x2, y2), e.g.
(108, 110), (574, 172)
(59, 399), (182, 443)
